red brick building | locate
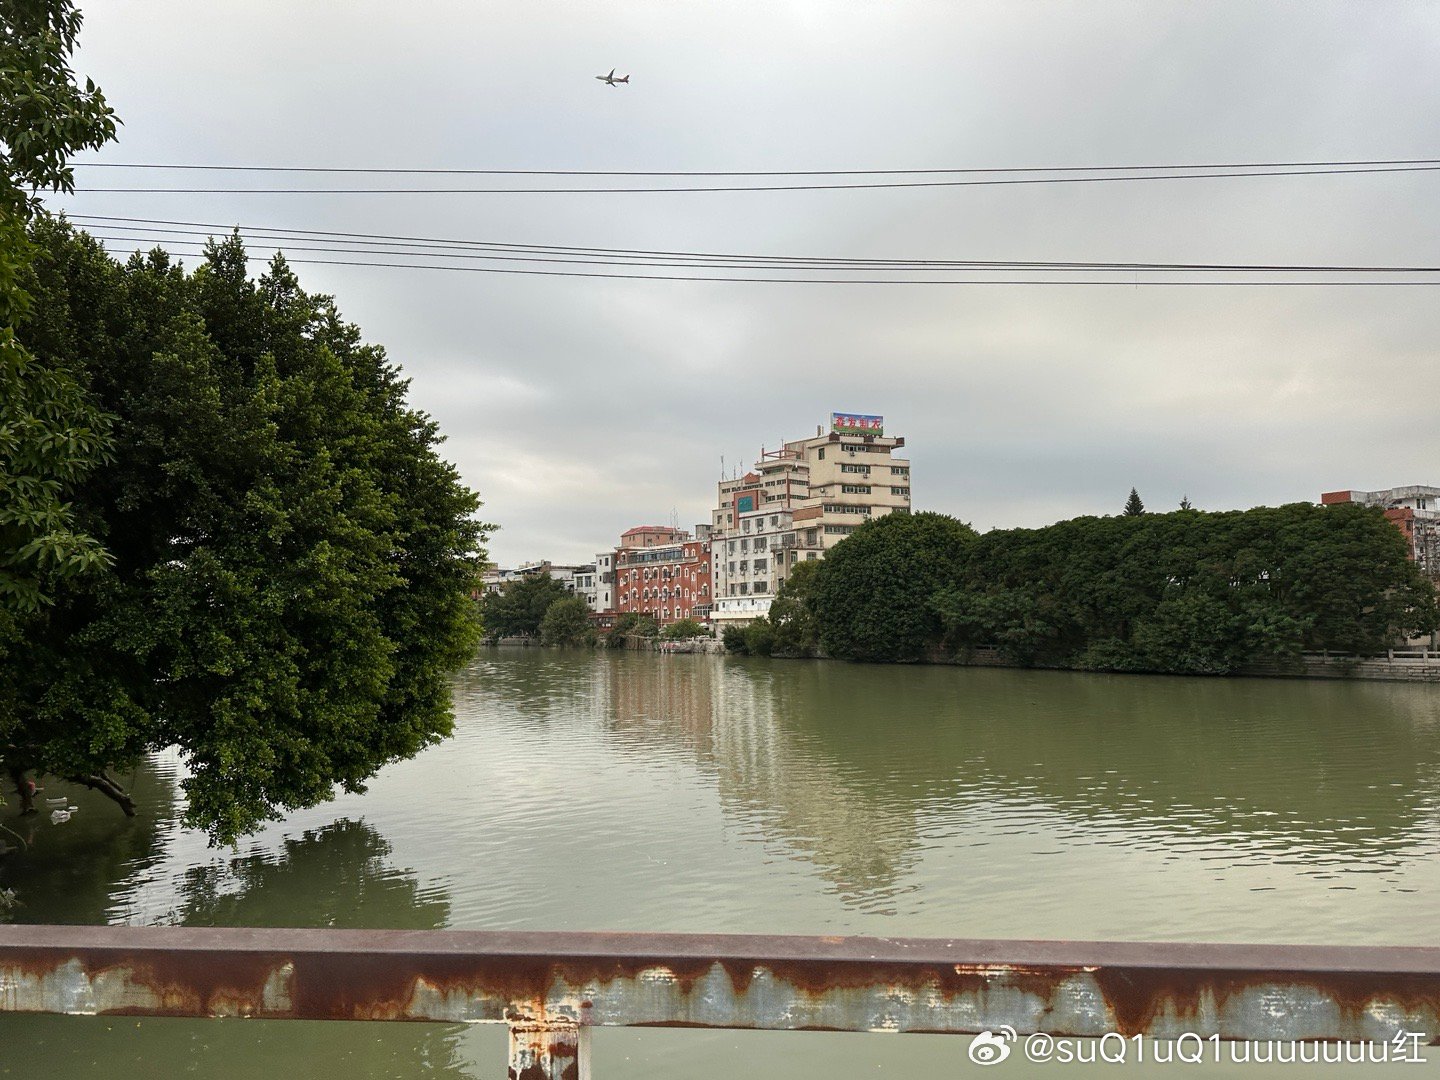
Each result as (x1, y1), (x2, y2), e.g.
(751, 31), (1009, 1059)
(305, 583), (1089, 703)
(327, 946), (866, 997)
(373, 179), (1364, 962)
(613, 533), (713, 625)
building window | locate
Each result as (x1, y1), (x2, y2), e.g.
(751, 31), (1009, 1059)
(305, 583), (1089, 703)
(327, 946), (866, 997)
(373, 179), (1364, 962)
(841, 484), (871, 494)
(753, 559), (767, 573)
(892, 486), (910, 496)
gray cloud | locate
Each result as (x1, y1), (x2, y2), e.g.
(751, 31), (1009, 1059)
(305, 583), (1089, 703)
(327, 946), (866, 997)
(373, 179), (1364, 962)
(59, 0), (1440, 563)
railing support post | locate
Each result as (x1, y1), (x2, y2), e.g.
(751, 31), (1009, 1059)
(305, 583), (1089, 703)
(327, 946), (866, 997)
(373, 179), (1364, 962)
(508, 1018), (590, 1080)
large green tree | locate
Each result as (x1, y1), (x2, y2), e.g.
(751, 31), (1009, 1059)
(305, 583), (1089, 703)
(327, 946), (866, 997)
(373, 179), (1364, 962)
(6, 221), (488, 842)
(811, 511), (978, 662)
(539, 595), (594, 646)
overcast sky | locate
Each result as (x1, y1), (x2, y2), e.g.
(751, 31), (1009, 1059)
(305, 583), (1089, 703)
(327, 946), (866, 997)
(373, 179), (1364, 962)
(52, 0), (1440, 566)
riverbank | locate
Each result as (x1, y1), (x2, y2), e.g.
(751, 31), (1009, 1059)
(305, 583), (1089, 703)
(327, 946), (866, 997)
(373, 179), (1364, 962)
(931, 644), (1440, 683)
(494, 636), (1440, 681)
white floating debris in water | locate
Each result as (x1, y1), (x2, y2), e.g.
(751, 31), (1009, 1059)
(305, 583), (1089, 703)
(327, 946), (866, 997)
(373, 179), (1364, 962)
(45, 797), (68, 808)
(50, 809), (71, 825)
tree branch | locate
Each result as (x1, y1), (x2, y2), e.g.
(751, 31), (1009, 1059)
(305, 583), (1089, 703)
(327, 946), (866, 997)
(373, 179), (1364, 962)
(66, 772), (138, 817)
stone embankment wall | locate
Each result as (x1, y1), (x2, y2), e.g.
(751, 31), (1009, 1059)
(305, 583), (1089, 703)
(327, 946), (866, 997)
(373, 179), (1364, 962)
(1241, 653), (1440, 683)
(489, 636), (725, 653)
(936, 646), (1440, 683)
(644, 637), (726, 655)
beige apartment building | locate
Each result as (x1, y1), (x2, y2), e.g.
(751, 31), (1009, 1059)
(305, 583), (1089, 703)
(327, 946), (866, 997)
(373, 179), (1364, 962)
(710, 414), (910, 628)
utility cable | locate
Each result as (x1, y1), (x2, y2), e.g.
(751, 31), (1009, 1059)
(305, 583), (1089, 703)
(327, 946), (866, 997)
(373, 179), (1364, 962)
(68, 164), (1440, 194)
(69, 157), (1440, 177)
(85, 235), (1440, 286)
(74, 215), (1440, 274)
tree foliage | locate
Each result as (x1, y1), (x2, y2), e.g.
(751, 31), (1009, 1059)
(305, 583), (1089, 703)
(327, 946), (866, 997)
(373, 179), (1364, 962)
(1123, 488), (1145, 516)
(721, 623), (748, 654)
(5, 221), (488, 842)
(931, 503), (1436, 673)
(1, 0), (120, 617)
(539, 595), (594, 646)
(481, 573), (570, 639)
(605, 611), (658, 643)
(1, 0), (120, 205)
(661, 617), (706, 640)
(810, 511), (978, 662)
(742, 618), (776, 656)
(768, 557), (820, 655)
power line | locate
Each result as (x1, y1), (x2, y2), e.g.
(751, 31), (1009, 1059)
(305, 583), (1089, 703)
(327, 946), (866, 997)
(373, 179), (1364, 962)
(67, 157), (1440, 176)
(68, 164), (1440, 195)
(82, 230), (1440, 275)
(71, 214), (1440, 274)
(85, 235), (1440, 286)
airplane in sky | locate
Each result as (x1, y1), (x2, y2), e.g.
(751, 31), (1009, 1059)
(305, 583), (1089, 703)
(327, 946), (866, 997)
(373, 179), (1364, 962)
(595, 68), (630, 86)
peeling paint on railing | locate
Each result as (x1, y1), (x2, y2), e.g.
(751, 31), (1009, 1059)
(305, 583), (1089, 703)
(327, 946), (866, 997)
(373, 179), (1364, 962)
(2, 927), (1438, 1078)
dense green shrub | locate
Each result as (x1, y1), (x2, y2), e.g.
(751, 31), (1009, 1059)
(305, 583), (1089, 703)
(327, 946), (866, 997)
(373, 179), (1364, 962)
(811, 512), (978, 662)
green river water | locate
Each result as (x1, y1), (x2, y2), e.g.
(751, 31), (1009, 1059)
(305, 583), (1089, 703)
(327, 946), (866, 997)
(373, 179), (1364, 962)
(2, 649), (1439, 1078)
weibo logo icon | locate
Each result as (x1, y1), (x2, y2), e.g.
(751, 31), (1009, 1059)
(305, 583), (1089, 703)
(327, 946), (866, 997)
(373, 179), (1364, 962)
(968, 1026), (1017, 1066)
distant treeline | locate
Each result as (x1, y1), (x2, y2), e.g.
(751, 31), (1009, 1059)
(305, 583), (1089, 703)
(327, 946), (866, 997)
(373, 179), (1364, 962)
(733, 505), (1438, 673)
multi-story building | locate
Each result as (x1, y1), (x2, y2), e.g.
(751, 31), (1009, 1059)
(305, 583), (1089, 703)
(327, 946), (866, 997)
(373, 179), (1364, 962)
(593, 551), (615, 612)
(710, 413), (910, 628)
(570, 563), (599, 609)
(612, 528), (713, 625)
(1321, 485), (1440, 580)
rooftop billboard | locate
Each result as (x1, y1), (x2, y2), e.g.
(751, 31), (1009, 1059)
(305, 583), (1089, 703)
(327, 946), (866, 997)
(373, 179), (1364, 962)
(831, 413), (884, 436)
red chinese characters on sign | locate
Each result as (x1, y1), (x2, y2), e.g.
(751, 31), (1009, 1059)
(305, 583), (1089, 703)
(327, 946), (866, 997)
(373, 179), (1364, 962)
(830, 413), (884, 435)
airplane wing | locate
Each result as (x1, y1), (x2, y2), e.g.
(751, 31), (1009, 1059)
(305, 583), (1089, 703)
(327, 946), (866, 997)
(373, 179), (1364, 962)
(607, 68), (615, 78)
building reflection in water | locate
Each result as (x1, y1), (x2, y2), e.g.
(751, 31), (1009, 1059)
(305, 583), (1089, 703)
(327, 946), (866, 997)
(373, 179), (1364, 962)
(560, 652), (1440, 908)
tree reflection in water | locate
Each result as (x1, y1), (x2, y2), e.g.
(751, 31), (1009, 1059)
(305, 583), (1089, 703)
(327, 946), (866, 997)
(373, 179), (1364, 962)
(0, 818), (492, 1079)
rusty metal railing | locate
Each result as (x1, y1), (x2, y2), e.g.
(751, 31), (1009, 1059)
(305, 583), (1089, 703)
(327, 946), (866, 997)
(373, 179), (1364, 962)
(2, 926), (1438, 1078)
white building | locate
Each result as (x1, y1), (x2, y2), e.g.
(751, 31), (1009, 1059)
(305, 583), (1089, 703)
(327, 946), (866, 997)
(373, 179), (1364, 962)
(710, 413), (911, 629)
